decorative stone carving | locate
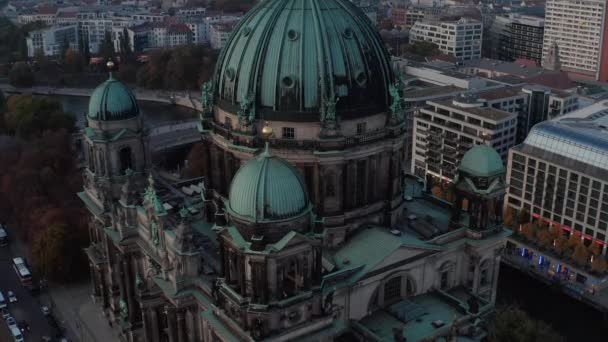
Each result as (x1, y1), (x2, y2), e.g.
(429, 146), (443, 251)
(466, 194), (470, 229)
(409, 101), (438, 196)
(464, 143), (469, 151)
(119, 297), (129, 322)
(200, 81), (214, 118)
(237, 92), (256, 127)
(151, 221), (159, 246)
(320, 93), (340, 137)
(388, 82), (404, 125)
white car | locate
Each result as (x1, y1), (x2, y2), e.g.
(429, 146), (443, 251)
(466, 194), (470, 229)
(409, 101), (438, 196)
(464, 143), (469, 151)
(5, 315), (16, 327)
(7, 291), (16, 303)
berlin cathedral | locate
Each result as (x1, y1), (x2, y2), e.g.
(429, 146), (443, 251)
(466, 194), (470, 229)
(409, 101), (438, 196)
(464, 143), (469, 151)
(81, 0), (509, 341)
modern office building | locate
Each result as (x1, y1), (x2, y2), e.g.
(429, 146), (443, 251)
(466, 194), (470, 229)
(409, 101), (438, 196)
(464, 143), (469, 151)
(542, 0), (608, 81)
(504, 100), (608, 308)
(409, 18), (483, 61)
(501, 14), (545, 63)
(26, 24), (80, 57)
(412, 94), (518, 181)
(506, 100), (608, 247)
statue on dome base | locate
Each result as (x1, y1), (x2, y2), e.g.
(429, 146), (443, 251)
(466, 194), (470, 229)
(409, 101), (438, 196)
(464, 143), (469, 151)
(388, 82), (405, 126)
(238, 92), (256, 128)
(320, 93), (341, 137)
(200, 81), (213, 119)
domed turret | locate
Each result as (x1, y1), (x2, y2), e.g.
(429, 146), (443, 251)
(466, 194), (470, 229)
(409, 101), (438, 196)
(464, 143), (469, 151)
(459, 145), (504, 178)
(227, 151), (311, 224)
(88, 75), (139, 121)
(214, 0), (394, 121)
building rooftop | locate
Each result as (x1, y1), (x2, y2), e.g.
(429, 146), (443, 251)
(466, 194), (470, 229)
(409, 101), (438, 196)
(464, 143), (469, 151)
(433, 99), (516, 121)
(458, 58), (546, 78)
(517, 100), (608, 174)
(524, 72), (576, 90)
(402, 85), (462, 101)
(476, 86), (523, 101)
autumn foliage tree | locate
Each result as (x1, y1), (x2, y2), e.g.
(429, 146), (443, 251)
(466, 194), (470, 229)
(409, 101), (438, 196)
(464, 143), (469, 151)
(572, 244), (590, 267)
(0, 95), (87, 282)
(591, 255), (607, 274)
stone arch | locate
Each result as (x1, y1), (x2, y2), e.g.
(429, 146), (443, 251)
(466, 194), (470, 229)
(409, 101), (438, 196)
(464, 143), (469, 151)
(438, 260), (456, 290)
(366, 271), (418, 313)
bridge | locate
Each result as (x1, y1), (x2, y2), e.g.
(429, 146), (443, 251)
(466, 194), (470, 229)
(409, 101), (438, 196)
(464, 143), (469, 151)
(149, 120), (201, 151)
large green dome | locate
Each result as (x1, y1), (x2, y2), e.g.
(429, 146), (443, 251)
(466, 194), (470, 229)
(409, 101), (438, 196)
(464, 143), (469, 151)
(227, 150), (310, 223)
(459, 145), (505, 178)
(214, 0), (394, 121)
(88, 76), (139, 121)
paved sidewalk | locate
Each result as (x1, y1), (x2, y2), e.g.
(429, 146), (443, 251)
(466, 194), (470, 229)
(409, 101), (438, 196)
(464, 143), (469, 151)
(47, 284), (119, 342)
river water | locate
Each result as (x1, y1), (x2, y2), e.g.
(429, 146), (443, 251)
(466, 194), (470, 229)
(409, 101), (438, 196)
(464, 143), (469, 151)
(57, 95), (199, 128)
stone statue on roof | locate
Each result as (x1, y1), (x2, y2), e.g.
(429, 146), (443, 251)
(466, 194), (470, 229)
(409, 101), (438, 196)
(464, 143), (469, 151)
(237, 91), (255, 127)
(200, 81), (213, 118)
(119, 297), (128, 321)
(151, 220), (159, 246)
(389, 82), (404, 125)
(320, 93), (340, 136)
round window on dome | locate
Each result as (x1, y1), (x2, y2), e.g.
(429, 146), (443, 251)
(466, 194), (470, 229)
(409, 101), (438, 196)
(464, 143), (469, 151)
(282, 76), (295, 88)
(287, 29), (299, 41)
(343, 28), (354, 39)
(226, 68), (236, 81)
(355, 72), (367, 86)
(242, 27), (252, 36)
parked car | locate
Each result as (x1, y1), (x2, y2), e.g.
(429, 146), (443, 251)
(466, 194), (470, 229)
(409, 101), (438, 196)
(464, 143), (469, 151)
(41, 305), (51, 316)
(7, 291), (17, 303)
(6, 315), (16, 327)
(9, 325), (24, 342)
(1, 308), (10, 320)
(18, 320), (30, 333)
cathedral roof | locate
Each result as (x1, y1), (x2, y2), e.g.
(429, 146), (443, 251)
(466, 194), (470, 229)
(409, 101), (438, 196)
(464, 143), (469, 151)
(226, 149), (311, 223)
(88, 75), (140, 121)
(214, 0), (394, 121)
(459, 145), (504, 178)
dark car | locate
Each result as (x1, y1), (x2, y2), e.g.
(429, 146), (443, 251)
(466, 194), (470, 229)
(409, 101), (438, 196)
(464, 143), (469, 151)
(18, 320), (30, 333)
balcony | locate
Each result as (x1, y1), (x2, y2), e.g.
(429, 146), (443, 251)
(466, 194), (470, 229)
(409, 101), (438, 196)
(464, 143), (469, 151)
(203, 119), (405, 152)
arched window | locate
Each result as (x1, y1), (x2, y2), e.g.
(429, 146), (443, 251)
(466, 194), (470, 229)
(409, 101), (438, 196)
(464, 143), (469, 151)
(98, 150), (105, 176)
(479, 260), (492, 287)
(119, 147), (133, 173)
(88, 145), (96, 173)
(439, 262), (455, 290)
(383, 276), (402, 304)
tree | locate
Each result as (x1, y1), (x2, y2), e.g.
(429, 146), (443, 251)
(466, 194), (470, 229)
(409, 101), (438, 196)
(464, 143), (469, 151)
(537, 227), (553, 248)
(403, 41), (440, 58)
(31, 222), (67, 279)
(517, 208), (530, 225)
(591, 255), (607, 274)
(567, 233), (581, 251)
(4, 95), (75, 139)
(119, 27), (133, 62)
(488, 306), (564, 342)
(572, 244), (590, 267)
(589, 241), (602, 256)
(503, 206), (516, 228)
(81, 32), (91, 65)
(553, 234), (568, 256)
(64, 48), (84, 73)
(60, 36), (70, 63)
(99, 31), (115, 61)
(522, 223), (537, 242)
(8, 62), (34, 87)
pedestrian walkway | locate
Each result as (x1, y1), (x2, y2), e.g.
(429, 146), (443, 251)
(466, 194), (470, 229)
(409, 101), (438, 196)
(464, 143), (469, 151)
(48, 284), (119, 342)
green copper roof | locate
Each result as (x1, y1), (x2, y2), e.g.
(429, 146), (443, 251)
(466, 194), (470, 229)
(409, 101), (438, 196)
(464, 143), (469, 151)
(88, 75), (139, 121)
(227, 150), (310, 223)
(459, 145), (505, 177)
(214, 0), (394, 121)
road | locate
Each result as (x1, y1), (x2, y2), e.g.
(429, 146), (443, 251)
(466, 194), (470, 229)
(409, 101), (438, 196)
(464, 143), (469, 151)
(0, 246), (56, 341)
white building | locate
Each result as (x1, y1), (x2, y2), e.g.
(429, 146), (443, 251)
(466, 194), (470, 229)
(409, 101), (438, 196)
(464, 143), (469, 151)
(410, 18), (483, 61)
(17, 6), (57, 25)
(26, 24), (80, 57)
(210, 21), (238, 50)
(151, 21), (193, 48)
(542, 0), (608, 81)
(412, 94), (518, 181)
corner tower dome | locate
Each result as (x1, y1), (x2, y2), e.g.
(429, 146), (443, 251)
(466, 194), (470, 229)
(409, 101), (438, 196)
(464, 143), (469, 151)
(227, 150), (311, 223)
(459, 145), (505, 178)
(88, 75), (139, 121)
(214, 0), (394, 121)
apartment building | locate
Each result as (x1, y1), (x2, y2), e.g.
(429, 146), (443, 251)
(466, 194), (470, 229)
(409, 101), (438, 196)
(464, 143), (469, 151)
(502, 14), (545, 63)
(26, 24), (80, 57)
(506, 100), (608, 248)
(542, 0), (608, 81)
(210, 21), (238, 50)
(412, 94), (518, 181)
(409, 18), (483, 61)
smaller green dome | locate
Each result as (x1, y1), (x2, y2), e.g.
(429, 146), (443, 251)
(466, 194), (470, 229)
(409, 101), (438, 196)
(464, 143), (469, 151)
(88, 76), (139, 121)
(227, 151), (310, 223)
(459, 145), (505, 177)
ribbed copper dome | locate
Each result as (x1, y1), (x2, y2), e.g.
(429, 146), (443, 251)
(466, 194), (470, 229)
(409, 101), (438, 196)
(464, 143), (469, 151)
(214, 0), (394, 121)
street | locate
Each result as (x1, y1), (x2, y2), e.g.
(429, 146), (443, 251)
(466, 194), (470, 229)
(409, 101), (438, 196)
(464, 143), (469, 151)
(0, 246), (56, 341)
